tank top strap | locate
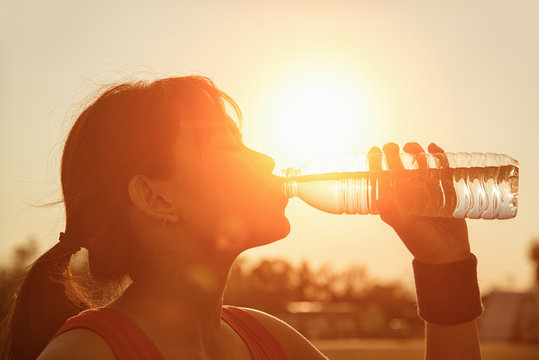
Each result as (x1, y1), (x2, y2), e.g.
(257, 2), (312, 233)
(52, 306), (287, 360)
(221, 305), (288, 360)
(51, 307), (165, 360)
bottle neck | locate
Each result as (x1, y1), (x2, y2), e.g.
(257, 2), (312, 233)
(280, 168), (300, 198)
(283, 179), (297, 198)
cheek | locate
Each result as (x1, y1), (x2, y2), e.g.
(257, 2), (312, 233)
(184, 156), (289, 243)
(201, 158), (251, 206)
(223, 181), (290, 242)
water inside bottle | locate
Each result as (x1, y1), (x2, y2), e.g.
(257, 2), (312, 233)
(285, 165), (518, 219)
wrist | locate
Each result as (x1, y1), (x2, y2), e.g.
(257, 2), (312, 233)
(413, 253), (483, 326)
(414, 251), (471, 265)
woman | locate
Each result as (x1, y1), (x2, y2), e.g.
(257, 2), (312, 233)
(3, 76), (482, 359)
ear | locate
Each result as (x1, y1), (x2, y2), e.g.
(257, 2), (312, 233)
(128, 175), (180, 223)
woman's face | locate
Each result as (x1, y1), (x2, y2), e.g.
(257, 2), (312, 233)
(169, 117), (290, 251)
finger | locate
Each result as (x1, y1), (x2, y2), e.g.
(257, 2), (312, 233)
(368, 146), (383, 171)
(428, 142), (449, 168)
(402, 142), (428, 216)
(383, 143), (414, 215)
(427, 142), (445, 154)
(428, 143), (456, 217)
(382, 143), (403, 170)
(403, 142), (427, 169)
(368, 147), (383, 214)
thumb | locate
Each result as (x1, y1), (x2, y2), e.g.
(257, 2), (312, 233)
(377, 198), (405, 229)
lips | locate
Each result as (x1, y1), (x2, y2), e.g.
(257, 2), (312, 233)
(275, 184), (289, 208)
(268, 177), (288, 208)
(279, 192), (289, 208)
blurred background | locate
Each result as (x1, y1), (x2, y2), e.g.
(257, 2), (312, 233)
(1, 0), (539, 358)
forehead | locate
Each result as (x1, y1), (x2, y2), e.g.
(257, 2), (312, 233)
(173, 116), (241, 155)
(170, 118), (241, 181)
(178, 116), (241, 136)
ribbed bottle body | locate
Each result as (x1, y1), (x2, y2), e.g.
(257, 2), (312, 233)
(281, 152), (519, 219)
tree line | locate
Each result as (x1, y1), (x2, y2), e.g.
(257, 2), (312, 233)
(2, 236), (539, 341)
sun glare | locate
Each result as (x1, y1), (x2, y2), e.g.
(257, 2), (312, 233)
(259, 65), (375, 164)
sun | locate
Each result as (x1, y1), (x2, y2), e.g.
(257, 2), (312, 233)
(258, 65), (376, 164)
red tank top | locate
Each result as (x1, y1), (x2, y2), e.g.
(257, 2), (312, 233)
(51, 305), (288, 360)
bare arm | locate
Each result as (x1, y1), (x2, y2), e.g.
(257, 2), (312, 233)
(374, 142), (482, 360)
(37, 329), (117, 360)
(426, 320), (481, 360)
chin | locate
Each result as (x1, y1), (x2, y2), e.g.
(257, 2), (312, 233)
(269, 216), (291, 240)
(251, 215), (291, 246)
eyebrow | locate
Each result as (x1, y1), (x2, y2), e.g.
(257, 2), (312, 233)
(179, 120), (243, 144)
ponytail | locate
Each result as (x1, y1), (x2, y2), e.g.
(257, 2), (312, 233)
(1, 241), (91, 360)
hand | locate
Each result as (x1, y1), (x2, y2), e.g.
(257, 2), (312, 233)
(369, 142), (471, 265)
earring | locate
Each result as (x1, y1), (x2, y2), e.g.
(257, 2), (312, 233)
(162, 218), (167, 227)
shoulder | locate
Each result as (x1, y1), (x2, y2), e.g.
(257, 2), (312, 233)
(240, 307), (328, 360)
(37, 329), (117, 360)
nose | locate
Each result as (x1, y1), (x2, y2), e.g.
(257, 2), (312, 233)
(246, 147), (275, 173)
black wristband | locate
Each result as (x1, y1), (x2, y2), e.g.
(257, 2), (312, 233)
(412, 253), (483, 326)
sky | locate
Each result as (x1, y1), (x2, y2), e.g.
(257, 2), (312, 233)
(1, 0), (539, 292)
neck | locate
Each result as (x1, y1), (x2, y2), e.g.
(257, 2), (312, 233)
(110, 239), (240, 358)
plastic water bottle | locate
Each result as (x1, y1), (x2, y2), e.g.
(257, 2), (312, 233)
(280, 152), (519, 219)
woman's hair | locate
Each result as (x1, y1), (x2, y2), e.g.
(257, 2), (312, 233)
(2, 76), (241, 359)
